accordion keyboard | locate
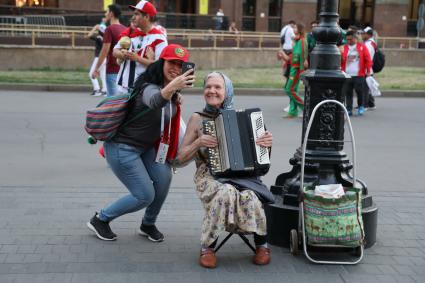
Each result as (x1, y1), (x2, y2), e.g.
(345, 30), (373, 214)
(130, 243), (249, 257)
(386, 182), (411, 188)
(250, 111), (270, 165)
(203, 120), (222, 173)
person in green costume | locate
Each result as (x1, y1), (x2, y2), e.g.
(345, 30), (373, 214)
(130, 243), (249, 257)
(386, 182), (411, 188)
(282, 23), (308, 118)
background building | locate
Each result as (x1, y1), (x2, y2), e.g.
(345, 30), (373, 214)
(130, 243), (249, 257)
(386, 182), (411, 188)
(0, 0), (423, 36)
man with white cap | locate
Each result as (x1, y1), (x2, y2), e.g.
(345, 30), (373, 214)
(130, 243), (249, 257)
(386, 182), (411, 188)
(362, 26), (377, 110)
(113, 0), (168, 94)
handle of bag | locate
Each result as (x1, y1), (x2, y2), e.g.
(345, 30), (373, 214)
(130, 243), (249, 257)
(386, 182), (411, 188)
(300, 99), (357, 191)
(300, 100), (366, 247)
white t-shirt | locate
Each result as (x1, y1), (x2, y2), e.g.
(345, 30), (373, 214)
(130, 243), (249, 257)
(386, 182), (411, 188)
(114, 27), (167, 91)
(280, 25), (295, 50)
(216, 11), (224, 23)
(346, 44), (360, 76)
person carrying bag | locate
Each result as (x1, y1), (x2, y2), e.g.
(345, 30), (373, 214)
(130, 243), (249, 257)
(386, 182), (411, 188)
(86, 44), (195, 242)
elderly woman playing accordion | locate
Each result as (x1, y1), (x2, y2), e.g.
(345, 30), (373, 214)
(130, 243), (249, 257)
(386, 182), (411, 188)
(177, 72), (273, 268)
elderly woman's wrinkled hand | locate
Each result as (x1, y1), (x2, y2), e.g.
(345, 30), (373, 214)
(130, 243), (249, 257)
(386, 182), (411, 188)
(256, 131), (273, 148)
(198, 134), (218, 148)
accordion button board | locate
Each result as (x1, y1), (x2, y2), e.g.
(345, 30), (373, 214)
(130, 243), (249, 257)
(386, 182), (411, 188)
(203, 120), (223, 174)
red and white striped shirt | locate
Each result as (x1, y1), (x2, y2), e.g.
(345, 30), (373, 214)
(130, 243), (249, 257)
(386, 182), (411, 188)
(114, 27), (167, 91)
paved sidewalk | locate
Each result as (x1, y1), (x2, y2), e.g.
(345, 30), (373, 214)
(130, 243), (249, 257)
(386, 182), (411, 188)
(0, 187), (424, 283)
(0, 91), (424, 282)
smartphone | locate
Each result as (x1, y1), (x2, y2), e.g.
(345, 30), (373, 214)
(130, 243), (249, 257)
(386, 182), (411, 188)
(182, 62), (195, 75)
(182, 62), (195, 86)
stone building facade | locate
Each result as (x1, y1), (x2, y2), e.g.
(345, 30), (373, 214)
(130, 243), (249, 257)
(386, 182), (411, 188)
(3, 0), (422, 36)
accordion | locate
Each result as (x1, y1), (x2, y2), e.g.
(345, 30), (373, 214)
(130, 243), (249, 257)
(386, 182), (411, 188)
(202, 108), (270, 178)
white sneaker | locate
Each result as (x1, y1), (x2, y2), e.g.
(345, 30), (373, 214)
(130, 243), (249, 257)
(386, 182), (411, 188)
(93, 91), (103, 97)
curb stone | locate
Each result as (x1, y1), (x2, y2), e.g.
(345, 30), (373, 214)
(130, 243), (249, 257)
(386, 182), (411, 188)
(0, 83), (424, 98)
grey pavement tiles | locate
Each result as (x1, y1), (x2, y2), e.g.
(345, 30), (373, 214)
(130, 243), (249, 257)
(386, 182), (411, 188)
(0, 91), (424, 282)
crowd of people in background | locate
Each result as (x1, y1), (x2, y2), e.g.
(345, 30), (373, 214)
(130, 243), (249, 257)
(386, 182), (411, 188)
(87, 2), (168, 98)
(86, 7), (382, 119)
(278, 19), (381, 117)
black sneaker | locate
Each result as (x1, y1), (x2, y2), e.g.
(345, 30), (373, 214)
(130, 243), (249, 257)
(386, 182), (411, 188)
(86, 213), (117, 241)
(138, 223), (164, 242)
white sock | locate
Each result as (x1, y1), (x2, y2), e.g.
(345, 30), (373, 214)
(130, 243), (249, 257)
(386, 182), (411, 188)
(201, 246), (211, 252)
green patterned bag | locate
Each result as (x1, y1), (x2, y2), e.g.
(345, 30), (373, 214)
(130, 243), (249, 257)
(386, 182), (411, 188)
(303, 186), (364, 247)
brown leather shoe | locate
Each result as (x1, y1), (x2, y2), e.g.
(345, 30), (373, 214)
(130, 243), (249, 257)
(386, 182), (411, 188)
(253, 246), (271, 265)
(199, 248), (217, 268)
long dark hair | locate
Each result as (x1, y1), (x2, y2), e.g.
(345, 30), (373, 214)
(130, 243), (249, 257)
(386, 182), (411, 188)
(133, 58), (165, 91)
(296, 23), (305, 38)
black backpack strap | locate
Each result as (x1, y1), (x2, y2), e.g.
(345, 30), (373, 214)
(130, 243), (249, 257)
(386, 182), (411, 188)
(121, 108), (151, 128)
(128, 82), (147, 101)
(195, 111), (217, 119)
(121, 83), (151, 128)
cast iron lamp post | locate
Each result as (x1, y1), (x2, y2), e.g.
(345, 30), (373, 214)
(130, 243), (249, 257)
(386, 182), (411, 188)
(265, 0), (378, 248)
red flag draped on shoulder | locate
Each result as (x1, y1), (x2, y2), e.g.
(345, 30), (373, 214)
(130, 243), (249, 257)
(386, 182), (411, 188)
(155, 104), (181, 161)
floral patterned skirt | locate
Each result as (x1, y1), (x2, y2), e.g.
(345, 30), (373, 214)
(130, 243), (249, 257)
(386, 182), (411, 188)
(194, 162), (267, 247)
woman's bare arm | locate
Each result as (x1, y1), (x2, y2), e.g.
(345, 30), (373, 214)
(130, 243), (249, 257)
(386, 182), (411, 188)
(177, 113), (219, 165)
(176, 114), (202, 165)
(87, 25), (99, 38)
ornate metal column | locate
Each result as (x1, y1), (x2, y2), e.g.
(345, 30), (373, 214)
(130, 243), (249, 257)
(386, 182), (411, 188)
(265, 0), (378, 248)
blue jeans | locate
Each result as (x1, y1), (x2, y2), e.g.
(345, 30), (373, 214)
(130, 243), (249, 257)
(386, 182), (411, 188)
(106, 73), (118, 97)
(99, 142), (172, 225)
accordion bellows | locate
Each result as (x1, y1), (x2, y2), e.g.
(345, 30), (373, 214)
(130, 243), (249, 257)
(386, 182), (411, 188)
(203, 108), (270, 178)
